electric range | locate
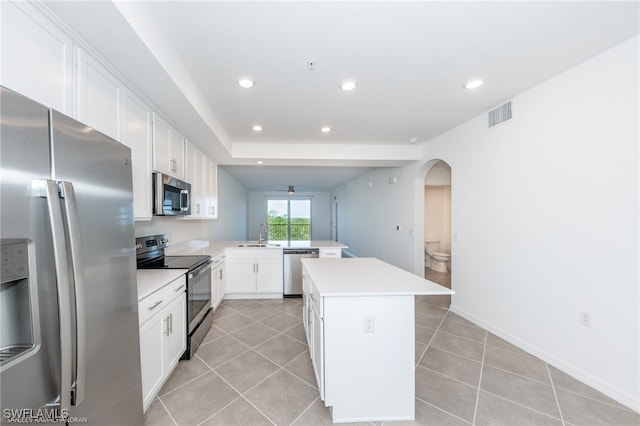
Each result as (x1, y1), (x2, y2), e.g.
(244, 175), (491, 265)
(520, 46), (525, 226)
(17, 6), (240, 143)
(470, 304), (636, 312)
(135, 234), (212, 359)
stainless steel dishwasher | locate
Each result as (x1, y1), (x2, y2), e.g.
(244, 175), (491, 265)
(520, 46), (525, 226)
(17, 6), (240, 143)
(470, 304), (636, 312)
(283, 248), (319, 297)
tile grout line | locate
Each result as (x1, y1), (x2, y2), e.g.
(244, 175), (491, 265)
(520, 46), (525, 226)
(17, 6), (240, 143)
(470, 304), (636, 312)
(155, 395), (180, 426)
(547, 363), (566, 426)
(478, 387), (565, 423)
(415, 397), (474, 425)
(471, 330), (487, 426)
(415, 306), (449, 366)
(288, 396), (320, 425)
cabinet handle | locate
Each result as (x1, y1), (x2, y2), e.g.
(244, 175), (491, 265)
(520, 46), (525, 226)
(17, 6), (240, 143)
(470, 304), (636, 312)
(148, 300), (163, 311)
(171, 158), (177, 172)
(169, 313), (173, 334)
(174, 284), (185, 292)
(164, 317), (170, 336)
(219, 269), (223, 280)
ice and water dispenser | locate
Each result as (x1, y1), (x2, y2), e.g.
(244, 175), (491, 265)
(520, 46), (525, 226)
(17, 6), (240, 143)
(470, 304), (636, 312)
(0, 241), (34, 366)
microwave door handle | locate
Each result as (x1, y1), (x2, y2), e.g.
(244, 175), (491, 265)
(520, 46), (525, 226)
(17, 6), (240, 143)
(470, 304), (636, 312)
(59, 182), (86, 406)
(180, 189), (190, 212)
(43, 180), (73, 416)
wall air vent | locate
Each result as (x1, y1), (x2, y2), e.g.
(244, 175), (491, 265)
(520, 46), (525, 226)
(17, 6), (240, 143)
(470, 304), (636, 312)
(488, 101), (513, 128)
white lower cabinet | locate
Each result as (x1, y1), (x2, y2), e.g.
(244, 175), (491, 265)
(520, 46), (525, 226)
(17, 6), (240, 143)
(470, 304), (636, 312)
(139, 275), (186, 412)
(225, 248), (283, 297)
(310, 297), (325, 400)
(210, 253), (225, 311)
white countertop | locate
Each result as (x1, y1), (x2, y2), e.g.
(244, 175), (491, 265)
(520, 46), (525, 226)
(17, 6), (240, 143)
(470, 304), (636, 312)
(165, 240), (348, 257)
(137, 269), (187, 301)
(301, 257), (454, 297)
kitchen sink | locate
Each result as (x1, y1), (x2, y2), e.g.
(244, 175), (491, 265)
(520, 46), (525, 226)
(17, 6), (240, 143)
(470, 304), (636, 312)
(237, 243), (281, 248)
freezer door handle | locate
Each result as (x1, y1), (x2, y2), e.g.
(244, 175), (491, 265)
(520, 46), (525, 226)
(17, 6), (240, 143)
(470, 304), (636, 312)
(59, 181), (86, 406)
(43, 180), (72, 416)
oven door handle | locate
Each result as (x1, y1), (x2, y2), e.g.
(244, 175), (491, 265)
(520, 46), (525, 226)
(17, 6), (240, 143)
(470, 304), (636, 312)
(188, 260), (212, 279)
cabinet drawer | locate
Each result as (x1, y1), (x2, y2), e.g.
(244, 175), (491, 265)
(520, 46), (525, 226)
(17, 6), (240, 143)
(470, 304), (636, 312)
(319, 248), (341, 258)
(164, 275), (186, 304)
(139, 292), (166, 326)
(211, 252), (225, 267)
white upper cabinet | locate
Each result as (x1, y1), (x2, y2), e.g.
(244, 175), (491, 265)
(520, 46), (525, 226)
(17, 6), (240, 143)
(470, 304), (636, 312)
(76, 49), (121, 140)
(205, 157), (219, 219)
(1, 2), (74, 114)
(121, 89), (152, 220)
(152, 113), (185, 179)
(185, 140), (206, 218)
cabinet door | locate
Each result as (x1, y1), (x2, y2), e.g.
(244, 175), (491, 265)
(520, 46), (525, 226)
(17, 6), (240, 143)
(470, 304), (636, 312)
(169, 127), (185, 179)
(210, 264), (220, 309)
(205, 157), (219, 218)
(152, 113), (171, 175)
(121, 90), (152, 220)
(256, 259), (283, 293)
(185, 141), (205, 217)
(139, 315), (164, 411)
(164, 294), (186, 373)
(1, 2), (74, 114)
(226, 260), (256, 293)
(312, 303), (324, 400)
(217, 263), (226, 303)
(76, 49), (121, 140)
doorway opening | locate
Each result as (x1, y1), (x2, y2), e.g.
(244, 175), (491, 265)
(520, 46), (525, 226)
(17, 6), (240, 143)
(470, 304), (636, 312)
(422, 160), (452, 306)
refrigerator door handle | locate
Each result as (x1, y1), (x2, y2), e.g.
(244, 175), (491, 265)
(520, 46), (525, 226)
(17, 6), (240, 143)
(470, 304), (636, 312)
(59, 181), (86, 406)
(43, 179), (73, 416)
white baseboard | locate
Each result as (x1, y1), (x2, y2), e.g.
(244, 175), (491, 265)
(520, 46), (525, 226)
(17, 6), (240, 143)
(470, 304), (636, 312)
(449, 305), (640, 413)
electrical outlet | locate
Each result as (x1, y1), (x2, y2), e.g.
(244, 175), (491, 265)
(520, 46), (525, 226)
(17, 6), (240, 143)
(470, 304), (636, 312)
(579, 311), (592, 327)
(363, 316), (375, 333)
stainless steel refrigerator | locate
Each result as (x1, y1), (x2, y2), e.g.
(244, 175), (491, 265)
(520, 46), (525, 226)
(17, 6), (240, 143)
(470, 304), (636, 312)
(0, 86), (143, 424)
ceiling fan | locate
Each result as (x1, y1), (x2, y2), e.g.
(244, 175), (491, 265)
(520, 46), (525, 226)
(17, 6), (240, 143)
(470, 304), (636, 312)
(273, 185), (296, 194)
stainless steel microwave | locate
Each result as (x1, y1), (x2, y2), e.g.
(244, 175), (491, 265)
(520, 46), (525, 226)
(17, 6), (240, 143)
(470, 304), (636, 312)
(152, 172), (191, 216)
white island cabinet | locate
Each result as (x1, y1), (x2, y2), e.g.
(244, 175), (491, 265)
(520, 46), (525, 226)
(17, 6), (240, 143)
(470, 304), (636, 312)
(301, 257), (454, 423)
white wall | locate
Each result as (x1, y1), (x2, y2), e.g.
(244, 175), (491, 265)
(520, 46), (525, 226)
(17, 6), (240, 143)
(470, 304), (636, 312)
(135, 166), (248, 243)
(426, 36), (639, 410)
(424, 186), (452, 253)
(332, 165), (421, 271)
(247, 191), (332, 241)
(335, 36), (639, 411)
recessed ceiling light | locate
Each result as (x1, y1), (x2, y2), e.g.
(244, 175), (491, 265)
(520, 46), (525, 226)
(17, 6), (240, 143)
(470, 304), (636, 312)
(320, 126), (331, 133)
(464, 79), (484, 89)
(340, 80), (357, 91)
(256, 160), (264, 165)
(408, 138), (418, 144)
(238, 78), (255, 88)
(252, 125), (263, 132)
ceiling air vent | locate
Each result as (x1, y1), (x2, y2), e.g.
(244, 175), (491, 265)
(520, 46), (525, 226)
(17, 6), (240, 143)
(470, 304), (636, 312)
(488, 101), (512, 128)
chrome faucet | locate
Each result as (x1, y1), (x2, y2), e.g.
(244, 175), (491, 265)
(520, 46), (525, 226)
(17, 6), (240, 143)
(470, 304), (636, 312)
(258, 223), (267, 244)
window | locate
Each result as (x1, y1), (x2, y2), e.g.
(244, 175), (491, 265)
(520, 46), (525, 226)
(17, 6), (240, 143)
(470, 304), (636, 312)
(267, 198), (311, 241)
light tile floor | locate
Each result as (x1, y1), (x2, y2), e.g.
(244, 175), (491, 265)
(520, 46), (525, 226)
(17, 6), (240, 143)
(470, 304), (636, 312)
(145, 292), (639, 426)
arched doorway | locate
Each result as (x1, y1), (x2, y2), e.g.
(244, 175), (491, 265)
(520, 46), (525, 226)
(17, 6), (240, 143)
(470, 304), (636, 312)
(424, 161), (451, 284)
(413, 159), (452, 308)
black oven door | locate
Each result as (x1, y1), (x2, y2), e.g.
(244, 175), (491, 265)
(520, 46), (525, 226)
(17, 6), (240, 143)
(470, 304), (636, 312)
(187, 261), (212, 332)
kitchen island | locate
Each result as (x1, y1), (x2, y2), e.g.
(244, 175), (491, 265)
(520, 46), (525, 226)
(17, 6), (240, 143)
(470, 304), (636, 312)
(301, 257), (454, 423)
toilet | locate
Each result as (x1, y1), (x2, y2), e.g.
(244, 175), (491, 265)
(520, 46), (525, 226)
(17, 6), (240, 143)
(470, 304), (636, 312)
(424, 241), (450, 273)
